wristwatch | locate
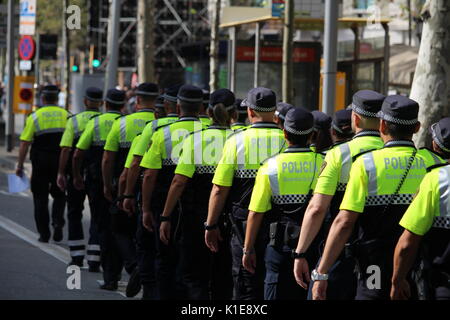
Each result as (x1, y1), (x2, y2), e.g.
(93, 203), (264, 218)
(291, 250), (306, 259)
(204, 222), (218, 230)
(160, 215), (171, 222)
(311, 269), (329, 281)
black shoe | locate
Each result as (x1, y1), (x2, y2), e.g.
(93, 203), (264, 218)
(68, 257), (84, 267)
(38, 236), (49, 243)
(126, 268), (141, 298)
(100, 282), (118, 291)
(88, 265), (100, 273)
(53, 227), (63, 242)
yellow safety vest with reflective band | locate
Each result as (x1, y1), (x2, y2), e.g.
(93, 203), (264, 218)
(76, 111), (122, 150)
(20, 105), (68, 142)
(132, 115), (178, 157)
(340, 140), (445, 243)
(249, 148), (324, 213)
(199, 115), (212, 127)
(104, 109), (155, 151)
(315, 130), (383, 195)
(231, 122), (247, 131)
(60, 110), (101, 148)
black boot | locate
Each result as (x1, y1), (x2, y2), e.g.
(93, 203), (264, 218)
(126, 267), (141, 298)
(100, 281), (118, 291)
(53, 227), (63, 242)
(68, 256), (84, 267)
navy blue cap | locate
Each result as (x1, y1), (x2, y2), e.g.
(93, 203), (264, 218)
(164, 84), (182, 103)
(136, 82), (159, 96)
(312, 110), (332, 130)
(41, 84), (59, 95)
(284, 107), (314, 135)
(352, 90), (386, 118)
(275, 102), (294, 120)
(202, 90), (210, 104)
(177, 84), (203, 103)
(332, 109), (353, 134)
(105, 88), (126, 105)
(431, 118), (450, 152)
(241, 87), (277, 112)
(377, 95), (419, 125)
(209, 89), (235, 110)
(85, 87), (103, 102)
(155, 95), (164, 108)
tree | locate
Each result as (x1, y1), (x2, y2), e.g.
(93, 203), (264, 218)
(410, 0), (450, 147)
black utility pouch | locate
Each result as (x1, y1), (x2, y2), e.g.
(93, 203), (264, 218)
(283, 221), (300, 249)
(269, 222), (281, 247)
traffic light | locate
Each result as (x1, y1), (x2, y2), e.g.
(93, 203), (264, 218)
(72, 65), (79, 72)
(92, 59), (100, 68)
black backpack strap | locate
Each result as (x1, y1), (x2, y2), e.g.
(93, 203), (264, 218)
(426, 162), (449, 173)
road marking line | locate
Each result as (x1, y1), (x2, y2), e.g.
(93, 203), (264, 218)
(0, 214), (71, 264)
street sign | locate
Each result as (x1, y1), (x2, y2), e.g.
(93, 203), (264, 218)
(39, 34), (58, 60)
(13, 76), (35, 114)
(18, 35), (35, 60)
(19, 0), (36, 35)
(19, 60), (32, 71)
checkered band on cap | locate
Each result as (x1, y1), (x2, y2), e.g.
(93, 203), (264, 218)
(284, 124), (314, 136)
(105, 97), (125, 104)
(431, 123), (450, 153)
(352, 103), (378, 118)
(332, 122), (344, 133)
(164, 93), (178, 103)
(377, 111), (418, 125)
(208, 103), (235, 111)
(136, 90), (159, 96)
(177, 95), (203, 103)
(243, 99), (277, 112)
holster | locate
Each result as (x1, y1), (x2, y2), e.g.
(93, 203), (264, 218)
(268, 221), (300, 250)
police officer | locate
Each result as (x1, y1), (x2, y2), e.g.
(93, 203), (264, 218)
(242, 107), (323, 300)
(311, 95), (445, 300)
(57, 87), (103, 269)
(72, 88), (124, 290)
(159, 88), (236, 300)
(294, 90), (385, 300)
(140, 84), (205, 299)
(330, 109), (354, 143)
(121, 86), (180, 299)
(102, 83), (158, 288)
(391, 117), (450, 301)
(16, 85), (68, 243)
(199, 89), (212, 127)
(311, 110), (333, 153)
(273, 102), (294, 129)
(206, 87), (287, 300)
(230, 98), (248, 131)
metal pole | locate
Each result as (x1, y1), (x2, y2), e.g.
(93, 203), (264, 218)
(5, 0), (15, 152)
(229, 26), (236, 92)
(282, 0), (294, 103)
(351, 24), (359, 96)
(382, 22), (390, 95)
(254, 22), (261, 88)
(138, 0), (156, 83)
(63, 0), (70, 110)
(322, 0), (338, 116)
(209, 0), (221, 91)
(33, 34), (40, 108)
(104, 0), (121, 92)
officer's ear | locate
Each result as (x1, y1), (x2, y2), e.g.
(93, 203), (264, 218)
(283, 129), (289, 141)
(136, 95), (142, 106)
(380, 119), (388, 135)
(413, 121), (421, 134)
(248, 108), (255, 120)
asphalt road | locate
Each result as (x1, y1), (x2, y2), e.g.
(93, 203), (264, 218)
(0, 164), (131, 300)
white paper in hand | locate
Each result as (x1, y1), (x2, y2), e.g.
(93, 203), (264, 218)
(7, 174), (30, 193)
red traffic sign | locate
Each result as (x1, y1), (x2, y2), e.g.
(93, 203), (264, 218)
(18, 36), (36, 61)
(19, 88), (33, 102)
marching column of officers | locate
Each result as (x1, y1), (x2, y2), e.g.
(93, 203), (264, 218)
(15, 82), (449, 300)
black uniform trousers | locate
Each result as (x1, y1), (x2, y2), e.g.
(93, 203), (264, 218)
(230, 215), (266, 300)
(84, 158), (122, 284)
(30, 149), (65, 239)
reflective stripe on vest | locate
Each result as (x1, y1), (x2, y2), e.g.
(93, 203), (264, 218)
(363, 152), (378, 196)
(120, 117), (127, 144)
(236, 132), (245, 170)
(31, 113), (41, 132)
(339, 143), (351, 184)
(152, 120), (158, 132)
(268, 157), (280, 196)
(437, 166), (450, 229)
(93, 117), (101, 144)
(163, 126), (173, 160)
(73, 116), (80, 138)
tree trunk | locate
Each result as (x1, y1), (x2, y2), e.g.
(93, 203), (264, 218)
(410, 0), (450, 147)
(137, 0), (155, 83)
(209, 0), (221, 91)
(63, 0), (70, 110)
